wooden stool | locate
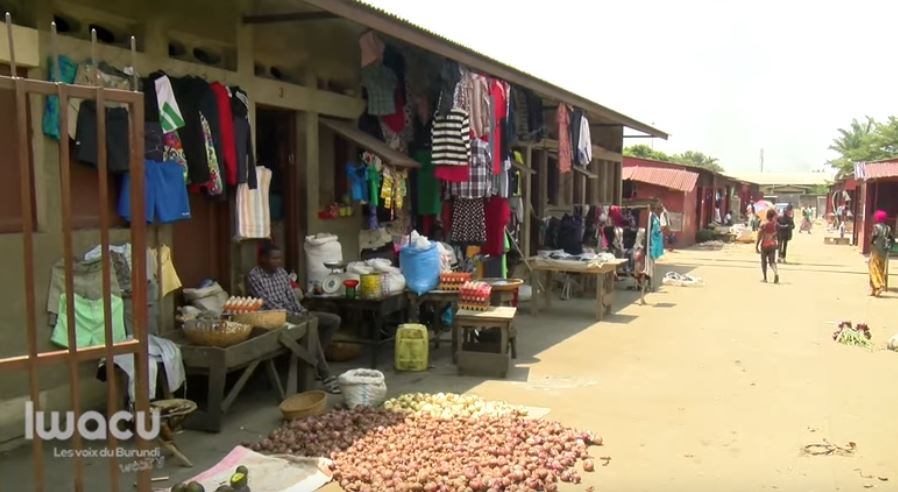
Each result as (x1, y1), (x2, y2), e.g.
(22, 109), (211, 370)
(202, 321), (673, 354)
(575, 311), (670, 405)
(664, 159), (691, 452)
(486, 279), (523, 359)
(150, 399), (197, 467)
(453, 307), (517, 378)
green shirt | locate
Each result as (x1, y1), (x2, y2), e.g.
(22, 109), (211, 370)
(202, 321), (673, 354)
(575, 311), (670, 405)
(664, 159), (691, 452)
(415, 150), (441, 215)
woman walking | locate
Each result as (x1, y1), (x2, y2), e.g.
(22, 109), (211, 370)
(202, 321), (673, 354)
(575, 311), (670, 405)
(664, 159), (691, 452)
(756, 208), (780, 283)
(777, 205), (795, 263)
(869, 210), (893, 297)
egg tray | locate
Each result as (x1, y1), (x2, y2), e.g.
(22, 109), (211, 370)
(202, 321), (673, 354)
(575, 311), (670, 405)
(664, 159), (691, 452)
(458, 301), (492, 312)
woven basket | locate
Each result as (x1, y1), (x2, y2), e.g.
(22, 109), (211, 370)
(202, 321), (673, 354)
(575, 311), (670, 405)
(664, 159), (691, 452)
(232, 310), (287, 330)
(279, 390), (327, 420)
(182, 319), (252, 348)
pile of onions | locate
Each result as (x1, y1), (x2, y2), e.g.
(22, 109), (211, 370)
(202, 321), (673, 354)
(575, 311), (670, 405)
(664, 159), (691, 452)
(250, 406), (602, 491)
(384, 392), (528, 419)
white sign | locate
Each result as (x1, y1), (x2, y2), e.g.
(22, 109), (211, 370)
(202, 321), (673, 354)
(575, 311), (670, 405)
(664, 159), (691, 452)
(24, 401), (160, 441)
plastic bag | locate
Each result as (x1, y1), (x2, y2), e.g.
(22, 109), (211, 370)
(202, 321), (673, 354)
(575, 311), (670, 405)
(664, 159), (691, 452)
(305, 233), (343, 290)
(182, 282), (229, 313)
(400, 242), (441, 294)
(338, 368), (387, 408)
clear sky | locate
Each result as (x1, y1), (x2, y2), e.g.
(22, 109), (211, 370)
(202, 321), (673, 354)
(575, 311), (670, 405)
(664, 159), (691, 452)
(364, 0), (898, 174)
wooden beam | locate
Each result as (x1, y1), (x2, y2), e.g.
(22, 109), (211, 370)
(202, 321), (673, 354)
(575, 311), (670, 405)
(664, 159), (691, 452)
(243, 11), (340, 24)
(573, 166), (598, 179)
(522, 146), (533, 258)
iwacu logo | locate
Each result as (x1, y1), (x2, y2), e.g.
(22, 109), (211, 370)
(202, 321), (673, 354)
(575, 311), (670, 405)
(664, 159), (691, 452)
(24, 401), (160, 441)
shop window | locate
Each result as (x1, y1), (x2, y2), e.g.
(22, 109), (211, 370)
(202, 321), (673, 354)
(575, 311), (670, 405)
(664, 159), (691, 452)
(0, 65), (36, 233)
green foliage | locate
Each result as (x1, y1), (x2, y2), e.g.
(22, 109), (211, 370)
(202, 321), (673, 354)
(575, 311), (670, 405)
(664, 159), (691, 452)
(623, 144), (672, 162)
(828, 116), (898, 175)
(624, 145), (725, 173)
(669, 150), (724, 173)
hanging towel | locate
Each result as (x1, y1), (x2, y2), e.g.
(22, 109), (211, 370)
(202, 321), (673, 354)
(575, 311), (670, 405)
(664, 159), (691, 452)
(154, 75), (186, 133)
(237, 166), (273, 239)
(42, 55), (78, 140)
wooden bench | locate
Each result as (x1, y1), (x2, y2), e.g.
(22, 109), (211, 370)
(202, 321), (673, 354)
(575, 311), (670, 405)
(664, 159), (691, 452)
(170, 319), (318, 432)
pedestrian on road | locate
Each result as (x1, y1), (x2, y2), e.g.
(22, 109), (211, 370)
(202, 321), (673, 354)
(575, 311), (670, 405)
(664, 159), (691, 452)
(777, 204), (795, 263)
(800, 207), (813, 234)
(650, 204), (665, 261)
(756, 208), (780, 283)
(868, 209), (893, 297)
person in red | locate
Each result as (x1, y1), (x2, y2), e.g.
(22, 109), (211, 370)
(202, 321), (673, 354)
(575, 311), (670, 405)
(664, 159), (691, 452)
(755, 208), (780, 284)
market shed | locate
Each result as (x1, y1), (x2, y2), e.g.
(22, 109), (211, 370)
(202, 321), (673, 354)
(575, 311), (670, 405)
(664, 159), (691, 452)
(0, 0), (667, 459)
(853, 159), (898, 254)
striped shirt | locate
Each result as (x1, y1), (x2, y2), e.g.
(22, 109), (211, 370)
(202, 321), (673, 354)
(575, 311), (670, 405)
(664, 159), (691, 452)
(432, 108), (471, 166)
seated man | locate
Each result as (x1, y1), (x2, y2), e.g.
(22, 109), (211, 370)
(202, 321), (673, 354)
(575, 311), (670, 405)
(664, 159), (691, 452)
(247, 243), (341, 394)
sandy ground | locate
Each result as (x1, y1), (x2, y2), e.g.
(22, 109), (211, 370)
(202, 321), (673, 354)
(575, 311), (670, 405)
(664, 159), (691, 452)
(3, 230), (898, 491)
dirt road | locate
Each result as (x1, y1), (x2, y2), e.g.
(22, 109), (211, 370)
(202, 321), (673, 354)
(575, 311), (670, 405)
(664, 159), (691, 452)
(464, 231), (898, 491)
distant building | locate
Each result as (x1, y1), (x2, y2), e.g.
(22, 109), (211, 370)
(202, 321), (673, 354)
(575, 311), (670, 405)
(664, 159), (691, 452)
(735, 172), (833, 214)
(623, 157), (759, 246)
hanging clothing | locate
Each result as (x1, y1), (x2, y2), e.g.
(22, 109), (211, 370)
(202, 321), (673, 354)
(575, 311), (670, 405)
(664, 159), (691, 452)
(447, 139), (492, 199)
(155, 75), (186, 133)
(450, 198), (487, 244)
(236, 166), (273, 239)
(483, 196), (511, 256)
(436, 60), (462, 116)
(118, 160), (190, 224)
(415, 150), (441, 215)
(147, 245), (182, 297)
(360, 63), (398, 116)
(210, 82), (238, 186)
(163, 131), (189, 180)
(51, 293), (127, 349)
(431, 108), (471, 166)
(468, 73), (491, 138)
(569, 108), (583, 161)
(200, 114), (224, 195)
(489, 80), (508, 175)
(576, 114), (592, 166)
(510, 87), (530, 142)
(367, 165), (381, 208)
(347, 162), (369, 202)
(556, 104), (572, 173)
(650, 213), (665, 260)
(74, 100), (131, 173)
(230, 86), (257, 189)
(67, 62), (131, 140)
(359, 31), (386, 67)
(170, 76), (224, 185)
(434, 165), (470, 183)
(42, 55), (78, 140)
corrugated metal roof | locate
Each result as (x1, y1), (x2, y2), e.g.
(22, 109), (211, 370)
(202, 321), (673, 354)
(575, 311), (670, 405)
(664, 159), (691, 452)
(622, 165), (699, 192)
(300, 0), (667, 139)
(863, 159), (898, 180)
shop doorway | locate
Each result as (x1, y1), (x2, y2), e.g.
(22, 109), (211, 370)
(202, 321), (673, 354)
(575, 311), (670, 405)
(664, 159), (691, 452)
(256, 106), (299, 271)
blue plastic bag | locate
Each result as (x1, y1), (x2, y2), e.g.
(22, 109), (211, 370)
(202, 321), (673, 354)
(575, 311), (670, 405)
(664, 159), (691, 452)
(400, 242), (440, 294)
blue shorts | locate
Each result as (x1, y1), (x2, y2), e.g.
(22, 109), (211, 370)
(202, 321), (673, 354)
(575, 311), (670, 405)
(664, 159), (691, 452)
(119, 160), (191, 224)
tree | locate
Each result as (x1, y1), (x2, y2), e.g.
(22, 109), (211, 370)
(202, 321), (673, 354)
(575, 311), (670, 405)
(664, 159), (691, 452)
(828, 116), (877, 174)
(623, 144), (672, 162)
(670, 150), (724, 173)
(624, 145), (726, 172)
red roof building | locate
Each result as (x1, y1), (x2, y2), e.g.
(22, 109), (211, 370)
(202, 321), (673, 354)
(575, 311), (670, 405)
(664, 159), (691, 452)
(623, 157), (759, 247)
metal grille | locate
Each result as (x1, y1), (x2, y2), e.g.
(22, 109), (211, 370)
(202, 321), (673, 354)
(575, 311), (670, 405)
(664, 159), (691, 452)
(0, 15), (151, 492)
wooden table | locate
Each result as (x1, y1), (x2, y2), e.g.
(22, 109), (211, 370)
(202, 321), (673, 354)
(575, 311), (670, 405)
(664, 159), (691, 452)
(528, 257), (628, 320)
(170, 319), (318, 432)
(304, 292), (408, 368)
(406, 289), (458, 349)
(453, 307), (517, 378)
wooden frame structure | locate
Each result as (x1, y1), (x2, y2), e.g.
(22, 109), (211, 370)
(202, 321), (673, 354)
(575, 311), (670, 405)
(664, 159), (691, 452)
(0, 17), (152, 492)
